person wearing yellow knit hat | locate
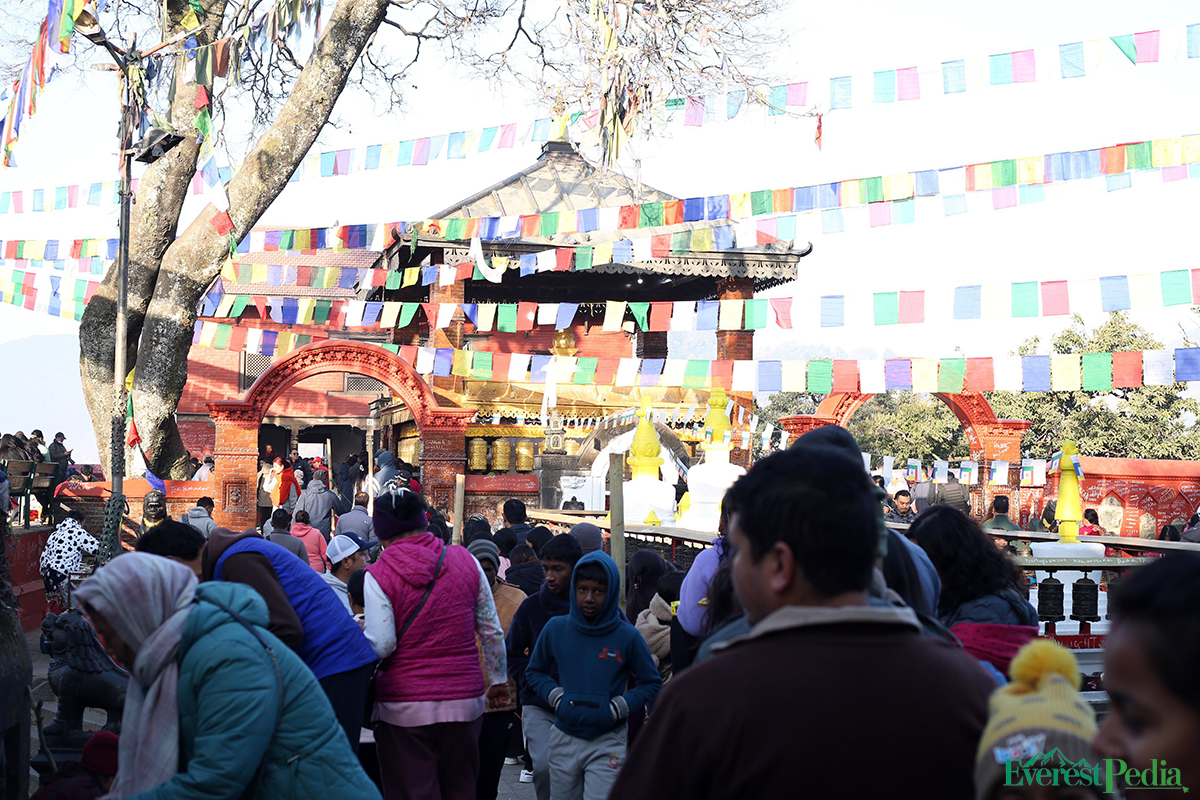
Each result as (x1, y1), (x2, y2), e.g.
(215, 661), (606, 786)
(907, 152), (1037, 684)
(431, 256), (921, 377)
(975, 639), (1101, 800)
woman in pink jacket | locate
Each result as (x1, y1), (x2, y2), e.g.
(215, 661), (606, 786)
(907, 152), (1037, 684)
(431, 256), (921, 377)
(363, 488), (509, 800)
(289, 509), (328, 572)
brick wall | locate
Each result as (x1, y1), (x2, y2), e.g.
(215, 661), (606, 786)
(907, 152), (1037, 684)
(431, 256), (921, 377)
(471, 324), (633, 359)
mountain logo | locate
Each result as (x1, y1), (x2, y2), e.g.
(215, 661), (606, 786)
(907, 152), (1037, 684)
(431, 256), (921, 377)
(1004, 752), (1188, 794)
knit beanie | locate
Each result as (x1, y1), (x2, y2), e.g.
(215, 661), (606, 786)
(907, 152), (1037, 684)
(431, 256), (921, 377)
(468, 538), (501, 571)
(974, 639), (1099, 800)
(569, 523), (603, 554)
(80, 730), (120, 776)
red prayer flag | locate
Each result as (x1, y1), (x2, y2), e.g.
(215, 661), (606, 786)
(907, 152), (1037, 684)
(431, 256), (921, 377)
(711, 360), (733, 390)
(370, 269), (388, 287)
(421, 303), (437, 326)
(491, 352), (511, 380)
(69, 239), (82, 258)
(516, 302), (537, 331)
(194, 85), (210, 109)
(209, 211), (234, 235)
(898, 291), (924, 324)
(296, 266), (311, 286)
(1112, 351), (1143, 387)
(84, 282), (99, 303)
(1100, 146), (1125, 175)
(463, 218), (480, 239)
(455, 260), (474, 281)
(22, 289), (36, 309)
(650, 235), (671, 259)
(399, 345), (418, 365)
(966, 358), (995, 392)
(649, 303), (672, 332)
(227, 326), (248, 353)
(769, 297), (793, 329)
(593, 358), (619, 386)
(1192, 269), (1200, 304)
(330, 303), (347, 329)
(212, 39), (231, 78)
(772, 188), (792, 213)
(965, 165), (977, 192)
(253, 296), (268, 320)
(756, 219), (778, 245)
(3, 241), (16, 259)
(663, 200), (683, 226)
(555, 249), (573, 271)
(67, 185), (78, 207)
(832, 360), (860, 393)
(1041, 281), (1070, 316)
(618, 205), (640, 229)
(520, 215), (540, 238)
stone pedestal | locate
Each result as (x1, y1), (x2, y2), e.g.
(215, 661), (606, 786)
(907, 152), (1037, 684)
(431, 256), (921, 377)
(535, 454), (590, 511)
(1029, 541), (1107, 621)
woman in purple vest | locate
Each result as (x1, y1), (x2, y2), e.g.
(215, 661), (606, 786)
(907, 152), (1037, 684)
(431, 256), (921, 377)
(364, 488), (510, 800)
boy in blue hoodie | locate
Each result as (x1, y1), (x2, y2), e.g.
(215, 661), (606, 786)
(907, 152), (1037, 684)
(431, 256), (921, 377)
(526, 551), (662, 800)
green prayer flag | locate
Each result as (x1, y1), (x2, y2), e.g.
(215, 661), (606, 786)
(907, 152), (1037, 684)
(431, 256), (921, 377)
(195, 108), (213, 139)
(938, 358), (966, 393)
(385, 270), (402, 290)
(1126, 142), (1152, 170)
(628, 302), (650, 330)
(472, 351), (493, 381)
(683, 360), (709, 389)
(497, 304), (518, 333)
(382, 344), (400, 354)
(312, 267), (328, 288)
(873, 292), (899, 325)
(574, 246), (593, 271)
(230, 295), (251, 317)
(313, 300), (332, 324)
(744, 298), (769, 329)
(398, 303), (418, 327)
(540, 212), (559, 237)
(750, 190), (773, 215)
(73, 279), (87, 301)
(444, 218), (466, 241)
(213, 324), (232, 349)
(862, 177), (884, 204)
(195, 45), (213, 87)
(992, 160), (1017, 187)
(1110, 34), (1137, 64)
(670, 231), (691, 253)
(279, 230), (295, 251)
(237, 263), (252, 284)
(808, 361), (833, 394)
(639, 202), (664, 228)
(574, 357), (598, 385)
(665, 97), (684, 109)
(1082, 352), (1113, 390)
(768, 85), (787, 115)
(1161, 270), (1192, 306)
(472, 263), (484, 281)
(1011, 282), (1039, 317)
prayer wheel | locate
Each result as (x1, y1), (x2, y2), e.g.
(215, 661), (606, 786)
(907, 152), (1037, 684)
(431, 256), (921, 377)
(492, 440), (511, 472)
(468, 438), (488, 471)
(515, 441), (535, 472)
(397, 438), (418, 465)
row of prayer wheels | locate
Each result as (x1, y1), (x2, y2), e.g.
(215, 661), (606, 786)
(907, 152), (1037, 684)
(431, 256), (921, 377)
(468, 438), (535, 473)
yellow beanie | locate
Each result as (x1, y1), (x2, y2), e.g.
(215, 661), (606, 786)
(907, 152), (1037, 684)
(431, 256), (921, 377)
(974, 639), (1099, 800)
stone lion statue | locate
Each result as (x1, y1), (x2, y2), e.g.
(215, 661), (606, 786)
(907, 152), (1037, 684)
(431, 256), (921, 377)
(39, 611), (127, 747)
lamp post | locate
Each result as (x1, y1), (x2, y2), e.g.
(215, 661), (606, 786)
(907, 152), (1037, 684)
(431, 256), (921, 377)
(75, 11), (190, 497)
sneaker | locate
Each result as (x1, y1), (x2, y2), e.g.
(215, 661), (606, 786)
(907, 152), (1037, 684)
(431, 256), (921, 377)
(504, 757), (520, 766)
(519, 770), (534, 784)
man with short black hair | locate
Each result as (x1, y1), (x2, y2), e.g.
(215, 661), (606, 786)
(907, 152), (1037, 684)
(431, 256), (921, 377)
(983, 495), (1021, 531)
(884, 490), (916, 525)
(263, 507), (309, 562)
(611, 446), (995, 800)
(334, 491), (375, 545)
(179, 496), (217, 538)
(501, 498), (532, 542)
(136, 519), (207, 577)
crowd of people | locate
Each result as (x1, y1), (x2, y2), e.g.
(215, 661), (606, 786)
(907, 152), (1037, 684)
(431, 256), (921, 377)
(22, 428), (1200, 799)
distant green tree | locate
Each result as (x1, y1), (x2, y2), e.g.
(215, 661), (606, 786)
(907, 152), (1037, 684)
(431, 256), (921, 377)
(986, 312), (1200, 459)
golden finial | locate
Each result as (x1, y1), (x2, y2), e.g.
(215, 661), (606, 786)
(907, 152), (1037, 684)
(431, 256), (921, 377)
(627, 396), (664, 479)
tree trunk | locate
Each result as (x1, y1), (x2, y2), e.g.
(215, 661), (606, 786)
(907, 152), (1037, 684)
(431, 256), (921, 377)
(132, 0), (390, 478)
(77, 0), (226, 476)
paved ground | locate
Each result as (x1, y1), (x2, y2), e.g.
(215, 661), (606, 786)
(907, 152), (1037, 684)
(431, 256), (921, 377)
(497, 763), (538, 800)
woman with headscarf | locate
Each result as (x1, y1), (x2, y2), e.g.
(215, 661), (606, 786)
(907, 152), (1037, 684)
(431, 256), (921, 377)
(625, 550), (673, 621)
(75, 553), (380, 800)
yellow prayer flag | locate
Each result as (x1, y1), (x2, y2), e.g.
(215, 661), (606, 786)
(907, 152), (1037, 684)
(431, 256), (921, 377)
(324, 268), (341, 288)
(972, 165), (993, 191)
(380, 143), (397, 167)
(602, 301), (626, 332)
(593, 243), (614, 265)
(840, 179), (861, 207)
(180, 9), (200, 30)
(718, 299), (744, 330)
(911, 359), (938, 392)
(1051, 354), (1081, 392)
(380, 302), (402, 329)
(402, 268), (419, 288)
(276, 332), (293, 355)
(251, 263), (269, 283)
(1182, 134), (1200, 164)
(199, 322), (218, 347)
(452, 349), (472, 377)
(1128, 273), (1158, 308)
(220, 257), (236, 281)
(690, 228), (713, 252)
(214, 295), (237, 317)
(981, 285), (1008, 320)
(557, 212), (578, 235)
(661, 360), (687, 387)
(1017, 156), (1044, 185)
(781, 360), (807, 391)
(882, 173), (914, 201)
(297, 299), (316, 324)
(1152, 138), (1182, 168)
(294, 229), (312, 251)
(729, 192), (752, 219)
(462, 130), (481, 153)
(476, 304), (497, 332)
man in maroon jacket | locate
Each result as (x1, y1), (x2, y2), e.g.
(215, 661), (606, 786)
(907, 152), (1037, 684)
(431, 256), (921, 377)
(611, 444), (997, 800)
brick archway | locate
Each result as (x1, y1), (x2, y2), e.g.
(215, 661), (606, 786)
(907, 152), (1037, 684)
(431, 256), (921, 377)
(778, 391), (1030, 461)
(207, 340), (474, 530)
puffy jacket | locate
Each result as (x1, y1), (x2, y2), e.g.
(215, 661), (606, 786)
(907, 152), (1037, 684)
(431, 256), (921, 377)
(290, 523), (328, 573)
(943, 588), (1038, 628)
(504, 560), (543, 596)
(179, 507), (216, 539)
(131, 582), (381, 800)
(292, 480), (348, 540)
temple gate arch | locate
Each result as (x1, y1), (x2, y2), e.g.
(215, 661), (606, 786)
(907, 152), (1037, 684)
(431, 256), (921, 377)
(207, 340), (474, 529)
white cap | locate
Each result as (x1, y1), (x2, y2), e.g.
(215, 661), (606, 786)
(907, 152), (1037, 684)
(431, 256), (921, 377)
(327, 535), (365, 565)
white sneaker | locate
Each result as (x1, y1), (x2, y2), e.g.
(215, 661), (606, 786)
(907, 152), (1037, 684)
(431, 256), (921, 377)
(519, 770), (534, 784)
(504, 757), (520, 766)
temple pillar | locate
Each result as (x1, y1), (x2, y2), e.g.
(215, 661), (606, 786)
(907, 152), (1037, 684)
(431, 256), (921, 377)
(636, 330), (668, 359)
(208, 410), (260, 531)
(716, 278), (754, 465)
(418, 417), (470, 514)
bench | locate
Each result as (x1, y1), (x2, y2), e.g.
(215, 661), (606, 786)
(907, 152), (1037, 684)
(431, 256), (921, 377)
(32, 462), (61, 524)
(3, 460), (35, 528)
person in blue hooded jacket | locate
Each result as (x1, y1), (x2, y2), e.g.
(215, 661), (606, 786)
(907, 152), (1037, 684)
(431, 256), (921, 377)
(525, 551), (662, 800)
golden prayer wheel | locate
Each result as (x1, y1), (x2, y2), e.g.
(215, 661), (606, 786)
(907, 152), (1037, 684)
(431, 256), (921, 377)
(515, 441), (535, 472)
(492, 440), (511, 472)
(397, 438), (418, 465)
(468, 438), (488, 471)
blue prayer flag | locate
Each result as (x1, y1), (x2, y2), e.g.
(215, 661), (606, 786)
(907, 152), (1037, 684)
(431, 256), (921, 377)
(1060, 42), (1085, 78)
(577, 208), (598, 232)
(817, 183), (840, 209)
(433, 349), (454, 377)
(892, 199), (915, 224)
(396, 140), (414, 166)
(639, 358), (664, 388)
(556, 303), (579, 330)
(820, 296), (844, 327)
(365, 145), (381, 169)
(914, 170), (939, 196)
(768, 85), (787, 115)
(1100, 276), (1131, 311)
(944, 194), (968, 216)
(1019, 184), (1045, 204)
(942, 60), (966, 94)
(1022, 355), (1051, 392)
(531, 119), (551, 141)
(793, 186), (817, 211)
(1189, 24), (1200, 58)
(447, 131), (466, 159)
(1106, 173), (1132, 192)
(683, 198), (705, 221)
(88, 183), (101, 205)
(873, 70), (896, 103)
(830, 76), (852, 109)
(758, 361), (782, 392)
(427, 135), (447, 160)
(821, 209), (844, 233)
(1175, 348), (1200, 381)
(990, 53), (1013, 85)
(695, 301), (719, 330)
(726, 90), (745, 120)
(954, 286), (981, 319)
(705, 195), (730, 220)
(713, 227), (733, 250)
(885, 359), (912, 390)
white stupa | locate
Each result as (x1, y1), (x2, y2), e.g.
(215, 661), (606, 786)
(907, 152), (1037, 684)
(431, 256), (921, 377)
(621, 399), (677, 527)
(677, 387), (745, 532)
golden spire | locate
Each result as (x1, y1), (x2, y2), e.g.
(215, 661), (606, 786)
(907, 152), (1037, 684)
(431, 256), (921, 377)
(627, 396), (664, 480)
(703, 387), (733, 451)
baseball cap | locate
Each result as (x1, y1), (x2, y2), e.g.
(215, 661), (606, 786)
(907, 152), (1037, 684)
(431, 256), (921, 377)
(327, 534), (366, 565)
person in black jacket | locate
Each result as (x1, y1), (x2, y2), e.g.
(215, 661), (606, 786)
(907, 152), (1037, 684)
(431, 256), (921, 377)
(504, 544), (543, 596)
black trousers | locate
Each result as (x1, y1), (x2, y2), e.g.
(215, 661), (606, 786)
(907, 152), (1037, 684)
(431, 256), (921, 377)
(475, 710), (517, 800)
(318, 661), (375, 754)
